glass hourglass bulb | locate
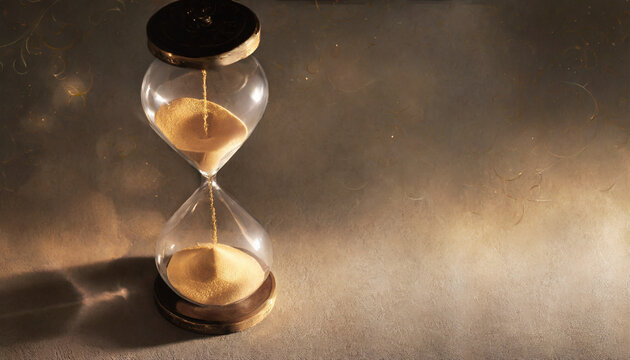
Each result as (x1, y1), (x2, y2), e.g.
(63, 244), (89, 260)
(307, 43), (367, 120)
(156, 179), (272, 306)
(140, 55), (271, 308)
(141, 56), (269, 177)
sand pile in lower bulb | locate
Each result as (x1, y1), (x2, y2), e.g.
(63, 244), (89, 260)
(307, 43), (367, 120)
(167, 243), (265, 306)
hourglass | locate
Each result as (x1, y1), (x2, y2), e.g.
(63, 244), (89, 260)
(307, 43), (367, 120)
(140, 0), (274, 334)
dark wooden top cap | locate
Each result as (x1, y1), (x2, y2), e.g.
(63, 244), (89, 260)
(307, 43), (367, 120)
(147, 0), (260, 68)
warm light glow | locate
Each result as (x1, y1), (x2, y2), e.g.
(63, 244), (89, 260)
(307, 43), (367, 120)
(82, 288), (129, 306)
(250, 85), (264, 103)
(154, 93), (168, 107)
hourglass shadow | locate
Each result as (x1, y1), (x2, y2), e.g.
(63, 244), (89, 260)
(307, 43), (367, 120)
(0, 257), (204, 349)
(0, 271), (81, 346)
(74, 257), (207, 349)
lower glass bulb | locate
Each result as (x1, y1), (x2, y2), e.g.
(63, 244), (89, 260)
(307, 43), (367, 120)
(155, 179), (272, 307)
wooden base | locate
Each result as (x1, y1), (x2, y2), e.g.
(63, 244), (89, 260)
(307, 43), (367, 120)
(154, 272), (276, 335)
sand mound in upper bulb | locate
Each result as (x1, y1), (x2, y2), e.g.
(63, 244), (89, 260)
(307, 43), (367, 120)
(167, 243), (264, 306)
(155, 97), (247, 174)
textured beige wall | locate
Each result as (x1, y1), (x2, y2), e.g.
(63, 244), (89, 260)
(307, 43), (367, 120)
(1, 0), (630, 358)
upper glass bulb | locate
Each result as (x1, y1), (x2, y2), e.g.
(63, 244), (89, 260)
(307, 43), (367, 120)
(140, 56), (268, 177)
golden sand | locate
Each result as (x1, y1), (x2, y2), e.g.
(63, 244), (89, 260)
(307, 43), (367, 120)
(154, 97), (247, 175)
(167, 243), (265, 306)
(161, 72), (260, 306)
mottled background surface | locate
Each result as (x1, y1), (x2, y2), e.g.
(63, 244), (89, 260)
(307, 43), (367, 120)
(1, 0), (630, 358)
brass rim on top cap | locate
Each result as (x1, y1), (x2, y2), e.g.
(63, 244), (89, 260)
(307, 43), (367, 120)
(147, 0), (260, 68)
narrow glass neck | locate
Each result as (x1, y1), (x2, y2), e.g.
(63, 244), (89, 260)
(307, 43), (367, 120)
(201, 174), (217, 187)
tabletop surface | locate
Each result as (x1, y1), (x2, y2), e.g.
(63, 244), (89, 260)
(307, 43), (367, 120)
(1, 0), (630, 358)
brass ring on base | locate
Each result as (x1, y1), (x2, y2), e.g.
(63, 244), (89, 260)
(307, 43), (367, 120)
(154, 272), (276, 335)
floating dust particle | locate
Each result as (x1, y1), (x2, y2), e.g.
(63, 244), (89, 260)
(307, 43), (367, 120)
(154, 98), (247, 174)
(167, 243), (265, 306)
